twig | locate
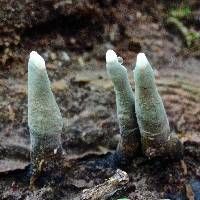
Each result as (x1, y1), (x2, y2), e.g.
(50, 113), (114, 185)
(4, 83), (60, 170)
(80, 169), (129, 200)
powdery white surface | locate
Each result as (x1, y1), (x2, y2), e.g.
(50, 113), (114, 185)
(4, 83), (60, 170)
(29, 51), (46, 70)
(106, 49), (118, 63)
(136, 53), (149, 69)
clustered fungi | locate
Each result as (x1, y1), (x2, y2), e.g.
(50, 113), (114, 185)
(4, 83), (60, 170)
(27, 50), (183, 187)
(106, 50), (183, 162)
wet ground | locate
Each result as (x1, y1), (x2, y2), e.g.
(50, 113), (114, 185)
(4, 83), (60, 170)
(0, 1), (200, 200)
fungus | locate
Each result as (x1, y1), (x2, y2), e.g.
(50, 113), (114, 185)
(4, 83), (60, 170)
(106, 50), (140, 163)
(28, 51), (64, 186)
(134, 53), (183, 159)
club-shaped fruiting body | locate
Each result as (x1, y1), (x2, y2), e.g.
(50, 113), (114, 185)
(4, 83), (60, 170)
(106, 50), (140, 162)
(134, 53), (183, 159)
(28, 51), (63, 184)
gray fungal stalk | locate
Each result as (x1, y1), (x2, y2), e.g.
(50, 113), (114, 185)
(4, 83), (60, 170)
(106, 50), (140, 163)
(28, 51), (63, 186)
(134, 53), (183, 159)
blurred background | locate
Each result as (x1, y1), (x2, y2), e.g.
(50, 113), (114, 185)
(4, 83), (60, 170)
(0, 1), (200, 199)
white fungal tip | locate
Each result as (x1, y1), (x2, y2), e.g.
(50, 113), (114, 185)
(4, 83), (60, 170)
(136, 53), (149, 69)
(29, 51), (46, 70)
(106, 50), (118, 63)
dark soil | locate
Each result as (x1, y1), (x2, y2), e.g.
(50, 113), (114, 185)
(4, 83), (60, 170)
(0, 1), (200, 200)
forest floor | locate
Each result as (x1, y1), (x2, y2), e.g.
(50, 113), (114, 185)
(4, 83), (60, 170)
(0, 1), (200, 200)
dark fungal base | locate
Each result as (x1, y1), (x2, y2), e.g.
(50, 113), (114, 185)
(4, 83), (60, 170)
(30, 133), (64, 188)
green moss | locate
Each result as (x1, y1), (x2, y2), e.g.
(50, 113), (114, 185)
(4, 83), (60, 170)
(170, 6), (191, 19)
(166, 5), (200, 47)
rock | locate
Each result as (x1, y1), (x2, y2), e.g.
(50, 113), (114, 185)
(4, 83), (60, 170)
(49, 52), (57, 61)
(42, 51), (50, 60)
(58, 51), (70, 63)
(92, 79), (113, 90)
(52, 79), (68, 91)
(78, 57), (85, 67)
(74, 73), (93, 84)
